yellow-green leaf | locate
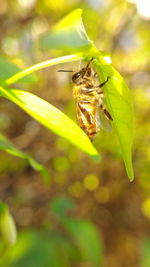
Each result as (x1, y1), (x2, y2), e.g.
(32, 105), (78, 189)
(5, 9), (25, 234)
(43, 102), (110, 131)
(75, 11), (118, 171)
(95, 59), (134, 181)
(0, 86), (100, 161)
(0, 202), (17, 246)
(40, 9), (93, 53)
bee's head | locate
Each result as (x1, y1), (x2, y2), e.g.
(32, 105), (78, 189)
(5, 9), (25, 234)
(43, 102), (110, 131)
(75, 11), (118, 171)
(72, 71), (82, 83)
(72, 67), (92, 84)
(58, 58), (94, 84)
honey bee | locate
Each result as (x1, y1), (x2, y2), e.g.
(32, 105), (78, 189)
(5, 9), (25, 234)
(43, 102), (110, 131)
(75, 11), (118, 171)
(58, 58), (112, 141)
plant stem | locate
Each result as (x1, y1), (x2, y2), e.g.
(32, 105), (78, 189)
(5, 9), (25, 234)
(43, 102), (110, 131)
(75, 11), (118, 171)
(5, 54), (82, 86)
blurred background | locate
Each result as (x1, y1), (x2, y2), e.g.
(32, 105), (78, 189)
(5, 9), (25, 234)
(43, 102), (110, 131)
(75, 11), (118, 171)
(0, 0), (150, 266)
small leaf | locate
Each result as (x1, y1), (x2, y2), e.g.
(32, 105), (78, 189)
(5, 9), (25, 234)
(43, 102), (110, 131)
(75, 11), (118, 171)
(0, 57), (37, 84)
(95, 59), (134, 181)
(40, 9), (94, 53)
(0, 86), (100, 161)
(0, 133), (49, 182)
(0, 202), (17, 246)
(62, 218), (103, 266)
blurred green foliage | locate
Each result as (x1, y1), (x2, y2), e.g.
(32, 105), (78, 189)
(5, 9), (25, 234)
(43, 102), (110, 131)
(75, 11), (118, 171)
(0, 197), (103, 267)
(0, 0), (150, 266)
(0, 134), (49, 182)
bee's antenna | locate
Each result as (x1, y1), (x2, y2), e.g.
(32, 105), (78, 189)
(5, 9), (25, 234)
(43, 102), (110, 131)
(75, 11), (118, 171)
(58, 70), (74, 72)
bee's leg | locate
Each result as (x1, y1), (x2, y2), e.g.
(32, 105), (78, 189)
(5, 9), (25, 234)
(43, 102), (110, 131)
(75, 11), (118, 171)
(95, 76), (110, 94)
(98, 76), (110, 88)
(84, 57), (94, 70)
(81, 58), (94, 78)
(100, 104), (112, 120)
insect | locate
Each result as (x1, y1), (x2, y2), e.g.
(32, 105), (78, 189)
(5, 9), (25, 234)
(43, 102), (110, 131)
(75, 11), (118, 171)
(58, 58), (112, 141)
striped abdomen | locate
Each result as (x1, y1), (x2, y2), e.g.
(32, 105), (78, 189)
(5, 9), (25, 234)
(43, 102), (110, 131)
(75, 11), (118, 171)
(76, 100), (99, 141)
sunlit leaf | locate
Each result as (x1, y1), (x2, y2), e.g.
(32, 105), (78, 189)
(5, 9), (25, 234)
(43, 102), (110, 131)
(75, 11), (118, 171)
(0, 86), (100, 161)
(94, 59), (134, 181)
(0, 133), (49, 182)
(40, 9), (94, 53)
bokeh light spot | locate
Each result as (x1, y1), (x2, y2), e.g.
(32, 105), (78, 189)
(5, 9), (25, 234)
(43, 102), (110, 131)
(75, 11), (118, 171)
(2, 37), (19, 56)
(128, 0), (150, 20)
(141, 198), (150, 219)
(83, 174), (99, 191)
(18, 0), (36, 9)
(104, 56), (112, 64)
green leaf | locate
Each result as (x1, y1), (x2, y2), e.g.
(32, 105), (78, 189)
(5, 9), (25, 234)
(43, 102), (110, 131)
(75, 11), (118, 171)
(0, 86), (100, 161)
(94, 58), (134, 181)
(0, 133), (49, 182)
(0, 202), (17, 246)
(62, 218), (103, 266)
(0, 57), (37, 85)
(40, 9), (94, 53)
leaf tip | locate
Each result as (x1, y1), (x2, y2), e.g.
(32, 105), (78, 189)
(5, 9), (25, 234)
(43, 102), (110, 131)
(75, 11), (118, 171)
(92, 153), (101, 162)
(129, 175), (134, 182)
(127, 165), (134, 182)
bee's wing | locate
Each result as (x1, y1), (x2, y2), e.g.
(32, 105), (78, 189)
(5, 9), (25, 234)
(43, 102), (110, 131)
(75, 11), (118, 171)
(98, 109), (113, 132)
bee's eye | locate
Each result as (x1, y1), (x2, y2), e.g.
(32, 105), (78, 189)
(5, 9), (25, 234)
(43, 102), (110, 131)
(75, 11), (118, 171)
(76, 72), (81, 78)
(72, 72), (81, 83)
